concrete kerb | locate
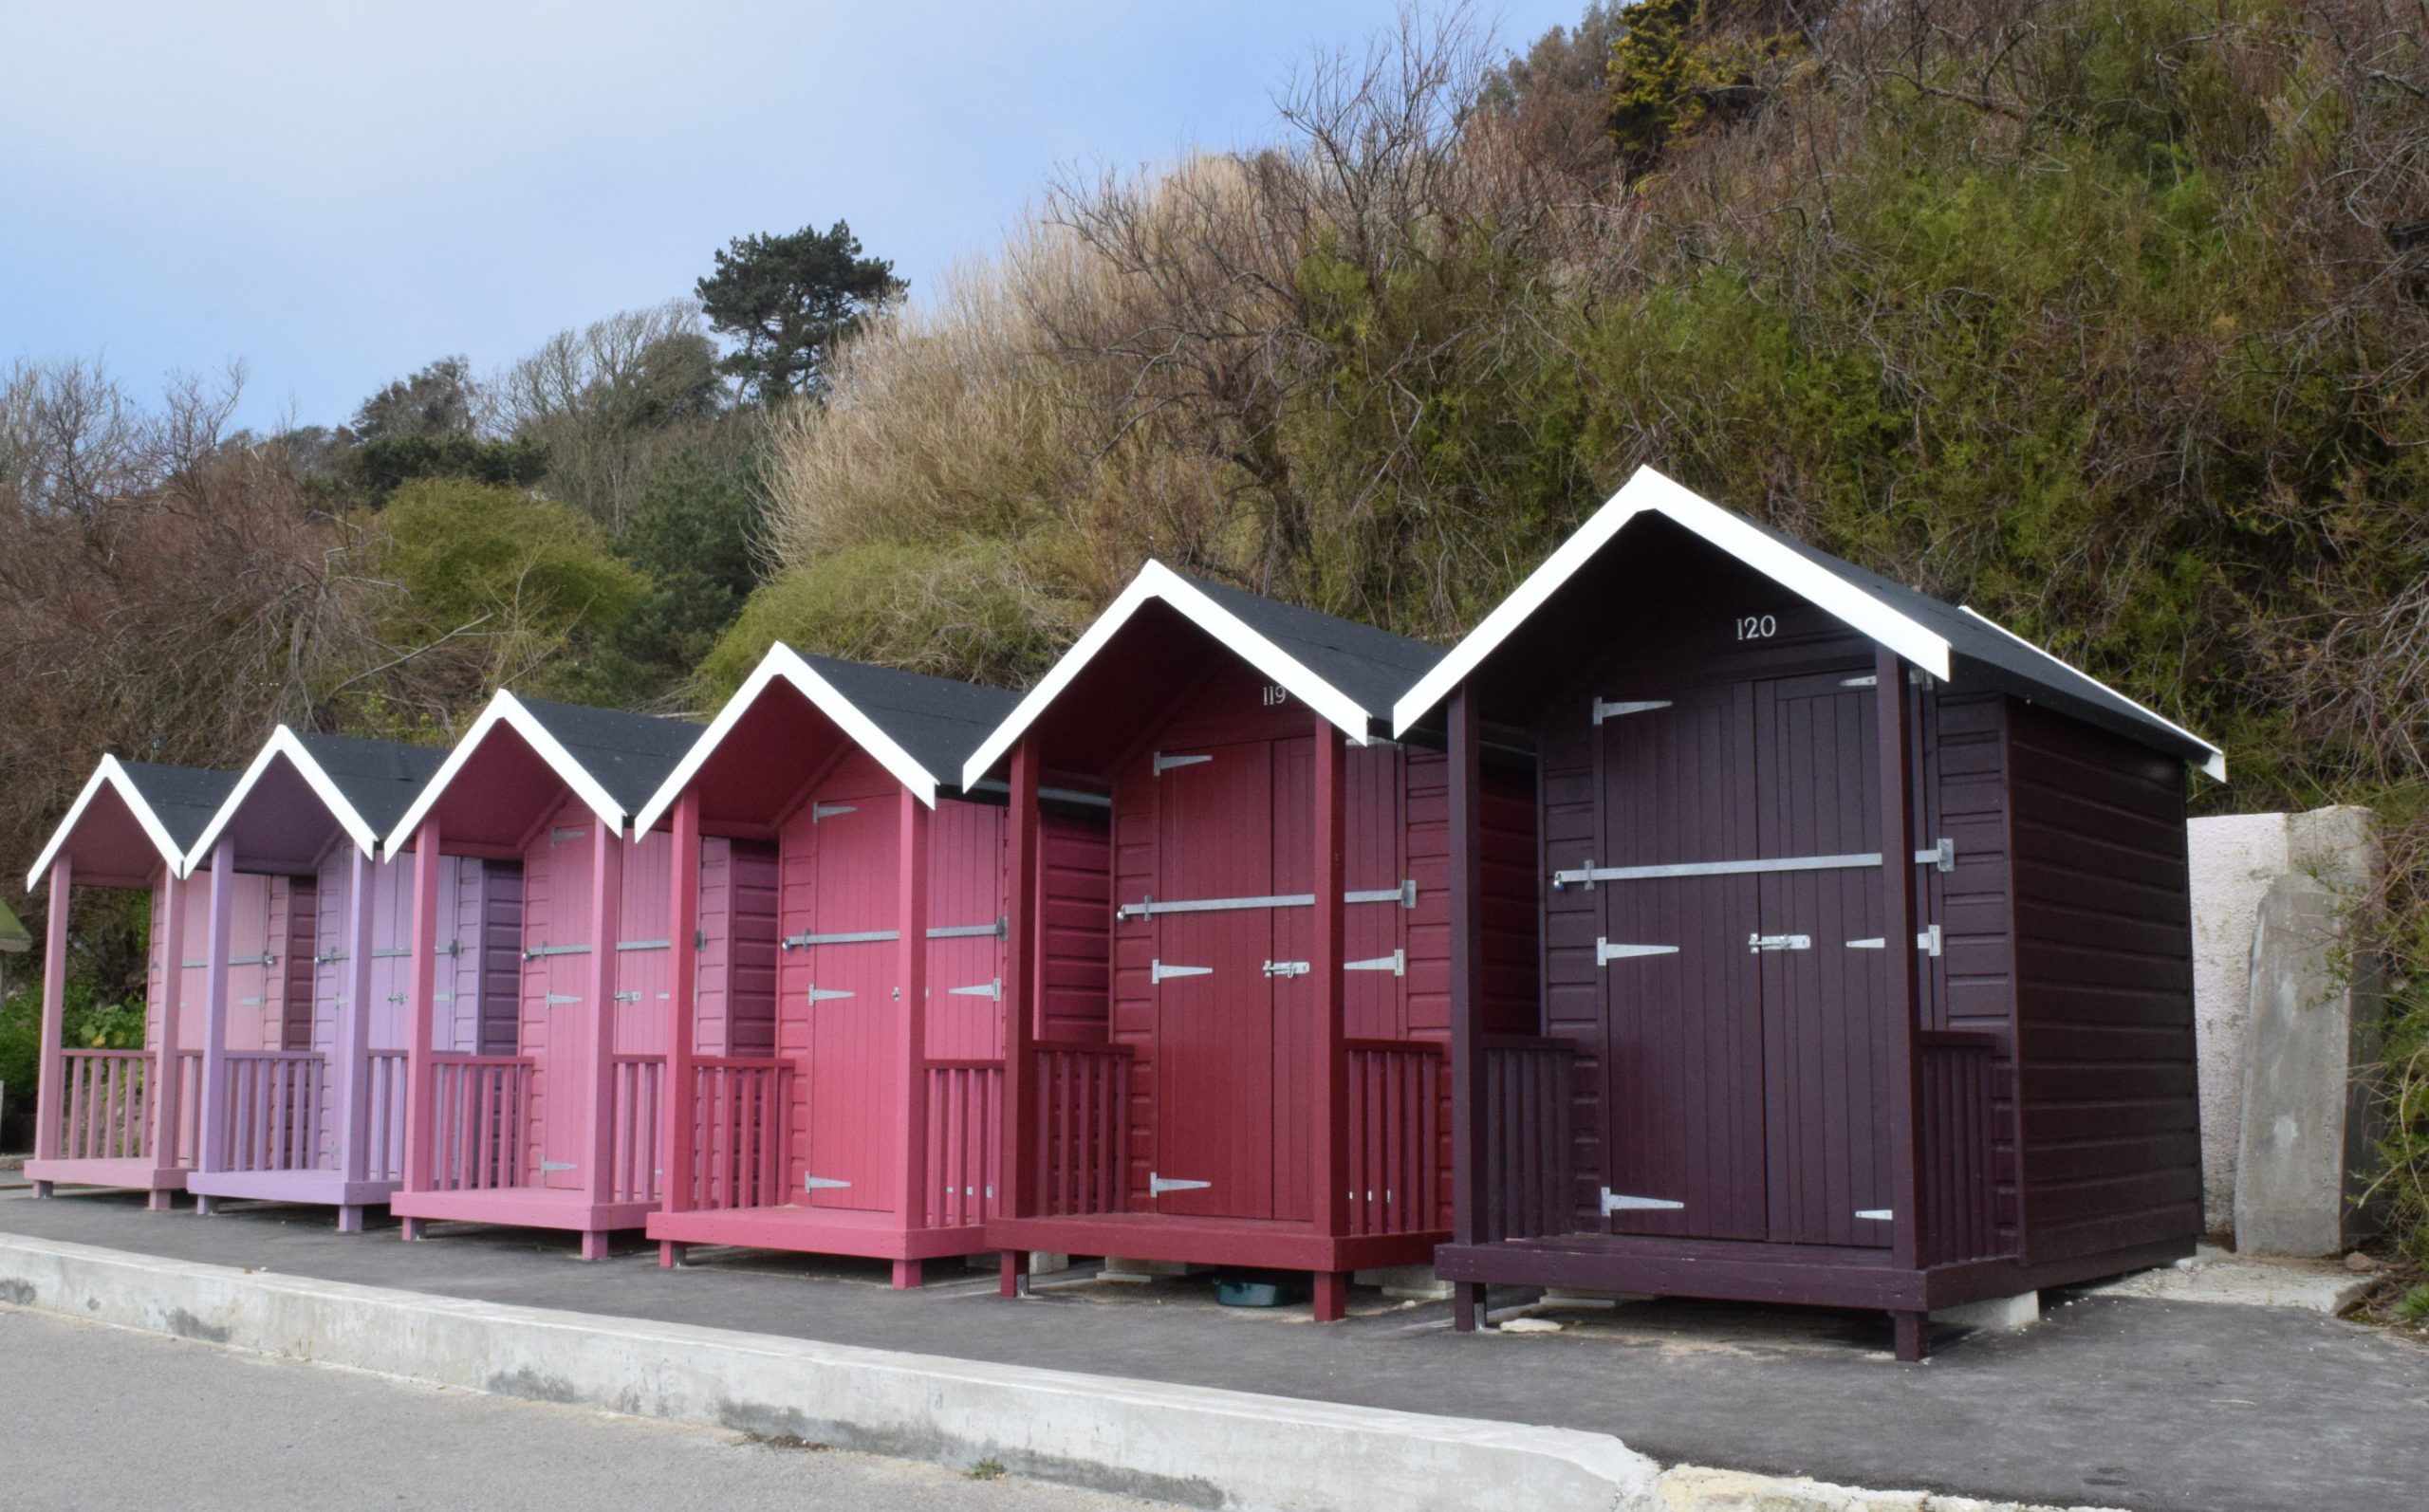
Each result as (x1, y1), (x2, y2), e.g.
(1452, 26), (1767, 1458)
(0, 1233), (2109, 1512)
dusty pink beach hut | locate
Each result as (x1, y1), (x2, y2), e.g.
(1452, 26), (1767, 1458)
(175, 728), (454, 1231)
(23, 758), (239, 1206)
(633, 644), (1110, 1287)
(381, 691), (729, 1260)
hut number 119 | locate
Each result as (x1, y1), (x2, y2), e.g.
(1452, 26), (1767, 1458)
(1734, 614), (1777, 640)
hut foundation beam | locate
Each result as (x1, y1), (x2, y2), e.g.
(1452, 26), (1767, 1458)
(194, 1194), (222, 1216)
(659, 1242), (687, 1269)
(1453, 1281), (1486, 1333)
(146, 1190), (175, 1213)
(1312, 1270), (1348, 1323)
(1892, 1310), (1927, 1362)
(336, 1206), (365, 1235)
(31, 1182), (52, 1200)
(400, 1217), (426, 1242)
(578, 1230), (609, 1263)
(891, 1259), (924, 1290)
(999, 1248), (1030, 1298)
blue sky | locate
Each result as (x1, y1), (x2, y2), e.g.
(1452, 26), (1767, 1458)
(1, 2), (1587, 433)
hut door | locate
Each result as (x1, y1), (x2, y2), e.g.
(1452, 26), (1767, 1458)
(1754, 672), (1892, 1248)
(1593, 684), (1769, 1241)
(532, 822), (595, 1191)
(796, 790), (898, 1213)
(1150, 738), (1291, 1222)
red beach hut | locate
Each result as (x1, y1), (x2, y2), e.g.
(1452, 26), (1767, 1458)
(176, 728), (450, 1230)
(635, 644), (1109, 1287)
(964, 563), (1537, 1320)
(381, 691), (716, 1260)
(1392, 467), (2221, 1358)
(23, 758), (239, 1207)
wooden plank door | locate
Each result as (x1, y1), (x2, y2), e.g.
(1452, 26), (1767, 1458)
(1150, 739), (1280, 1220)
(797, 789), (898, 1212)
(927, 802), (1007, 1060)
(532, 819), (594, 1190)
(614, 832), (674, 1058)
(1755, 672), (1893, 1247)
(1594, 683), (1769, 1241)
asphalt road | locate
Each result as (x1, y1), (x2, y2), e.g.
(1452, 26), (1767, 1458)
(0, 1304), (1151, 1512)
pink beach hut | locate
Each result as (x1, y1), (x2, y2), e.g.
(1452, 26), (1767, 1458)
(381, 691), (727, 1260)
(23, 758), (239, 1207)
(633, 645), (1110, 1287)
(175, 728), (451, 1231)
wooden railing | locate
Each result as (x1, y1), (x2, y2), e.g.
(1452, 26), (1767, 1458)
(1034, 1041), (1129, 1217)
(609, 1056), (666, 1206)
(1344, 1039), (1443, 1235)
(222, 1050), (328, 1173)
(925, 1060), (1002, 1228)
(685, 1057), (789, 1211)
(170, 1050), (204, 1167)
(426, 1054), (533, 1192)
(364, 1052), (408, 1183)
(1919, 1031), (2007, 1265)
(56, 1049), (154, 1162)
(1480, 1036), (1577, 1242)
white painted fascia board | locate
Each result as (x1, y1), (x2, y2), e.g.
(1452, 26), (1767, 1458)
(27, 755), (185, 889)
(1391, 466), (1955, 734)
(960, 560), (1375, 790)
(1957, 605), (2227, 781)
(382, 690), (626, 854)
(632, 643), (940, 834)
(180, 727), (379, 877)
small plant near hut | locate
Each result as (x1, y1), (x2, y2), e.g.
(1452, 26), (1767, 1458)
(964, 1459), (1007, 1481)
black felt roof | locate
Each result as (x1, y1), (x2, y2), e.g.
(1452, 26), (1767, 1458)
(119, 763), (241, 854)
(1176, 573), (1446, 720)
(791, 654), (1019, 785)
(286, 731), (448, 839)
(516, 698), (703, 817)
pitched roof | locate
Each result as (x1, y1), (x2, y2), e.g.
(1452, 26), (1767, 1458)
(26, 756), (237, 888)
(180, 728), (447, 869)
(1392, 466), (2224, 779)
(635, 645), (1018, 829)
(382, 691), (701, 852)
(961, 560), (1443, 788)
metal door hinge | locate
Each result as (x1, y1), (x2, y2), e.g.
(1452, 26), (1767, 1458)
(804, 1174), (851, 1190)
(612, 990), (640, 1003)
(1150, 959), (1211, 985)
(948, 979), (1002, 1001)
(545, 992), (582, 1005)
(539, 1160), (577, 1172)
(783, 928), (899, 950)
(1597, 939), (1678, 966)
(1602, 1189), (1683, 1214)
(806, 986), (853, 1004)
(1591, 697), (1672, 726)
(1917, 924), (1943, 958)
(616, 938), (670, 952)
(523, 942), (592, 960)
(1748, 933), (1811, 953)
(1344, 950), (1404, 976)
(1152, 751), (1211, 776)
(1918, 838), (1956, 872)
(927, 916), (1007, 941)
(810, 802), (857, 823)
(1149, 1173), (1211, 1196)
(1261, 959), (1310, 979)
(1841, 674), (1878, 688)
(1856, 1208), (1893, 1221)
(549, 827), (586, 845)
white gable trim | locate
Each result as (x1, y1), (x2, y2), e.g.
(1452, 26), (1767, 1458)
(27, 755), (187, 889)
(1393, 467), (1955, 735)
(633, 642), (943, 833)
(1957, 606), (2226, 782)
(382, 689), (626, 854)
(180, 727), (380, 876)
(961, 560), (1375, 790)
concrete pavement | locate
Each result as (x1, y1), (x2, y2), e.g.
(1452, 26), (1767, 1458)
(2, 1188), (2423, 1511)
(0, 1304), (1145, 1512)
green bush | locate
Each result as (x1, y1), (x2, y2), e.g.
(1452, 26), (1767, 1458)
(0, 978), (146, 1108)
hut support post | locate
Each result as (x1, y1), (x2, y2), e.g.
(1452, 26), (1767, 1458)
(997, 737), (1041, 1299)
(580, 821), (623, 1262)
(149, 869), (189, 1208)
(399, 820), (442, 1241)
(1447, 685), (1490, 1333)
(193, 838), (237, 1210)
(1310, 717), (1350, 1320)
(333, 845), (378, 1229)
(660, 790), (703, 1269)
(31, 858), (70, 1188)
(894, 789), (932, 1285)
(1875, 644), (1928, 1360)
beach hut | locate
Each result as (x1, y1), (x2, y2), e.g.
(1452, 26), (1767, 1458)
(381, 691), (717, 1260)
(1391, 467), (2221, 1359)
(633, 645), (1110, 1286)
(23, 758), (237, 1206)
(963, 563), (1537, 1320)
(175, 728), (454, 1230)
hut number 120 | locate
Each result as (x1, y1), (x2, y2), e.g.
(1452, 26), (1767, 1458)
(1734, 615), (1778, 640)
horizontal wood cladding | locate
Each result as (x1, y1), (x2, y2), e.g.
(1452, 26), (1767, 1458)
(2008, 699), (2200, 1265)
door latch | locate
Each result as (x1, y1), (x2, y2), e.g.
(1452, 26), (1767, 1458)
(1261, 959), (1310, 978)
(1149, 1173), (1211, 1196)
(1748, 933), (1812, 953)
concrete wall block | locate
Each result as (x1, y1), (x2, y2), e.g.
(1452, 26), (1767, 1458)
(2188, 812), (2292, 1231)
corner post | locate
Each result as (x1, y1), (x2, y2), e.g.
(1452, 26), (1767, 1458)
(897, 788), (933, 1267)
(335, 845), (378, 1191)
(1876, 645), (1926, 1290)
(149, 864), (190, 1206)
(32, 857), (71, 1170)
(1311, 716), (1349, 1318)
(399, 819), (443, 1228)
(996, 737), (1041, 1294)
(1447, 684), (1490, 1331)
(195, 838), (237, 1196)
(661, 789), (703, 1244)
(583, 819), (624, 1256)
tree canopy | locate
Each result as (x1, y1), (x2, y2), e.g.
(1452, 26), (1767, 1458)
(695, 221), (906, 403)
